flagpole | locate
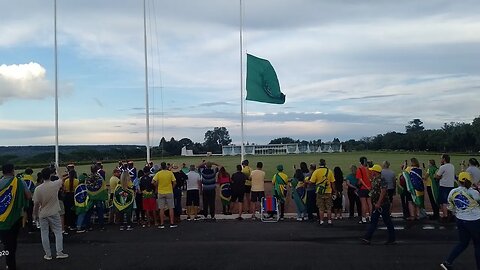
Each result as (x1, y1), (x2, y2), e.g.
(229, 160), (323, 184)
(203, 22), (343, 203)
(144, 0), (151, 164)
(54, 0), (59, 167)
(239, 0), (245, 163)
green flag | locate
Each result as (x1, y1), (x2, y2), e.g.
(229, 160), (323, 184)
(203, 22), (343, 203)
(0, 176), (27, 230)
(246, 54), (285, 104)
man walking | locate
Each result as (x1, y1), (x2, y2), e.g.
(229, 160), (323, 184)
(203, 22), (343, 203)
(153, 162), (177, 228)
(0, 164), (30, 270)
(33, 167), (69, 260)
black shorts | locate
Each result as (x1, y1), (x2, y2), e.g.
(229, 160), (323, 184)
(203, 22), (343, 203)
(387, 189), (395, 203)
(231, 190), (245, 203)
(251, 191), (265, 203)
(186, 190), (200, 206)
(358, 189), (370, 198)
(244, 186), (251, 194)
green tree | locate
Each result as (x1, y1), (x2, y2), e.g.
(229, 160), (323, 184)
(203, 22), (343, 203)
(204, 127), (232, 153)
(269, 137), (295, 144)
(405, 119), (425, 133)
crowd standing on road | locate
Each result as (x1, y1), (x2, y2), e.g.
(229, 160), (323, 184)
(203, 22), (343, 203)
(1, 154), (480, 270)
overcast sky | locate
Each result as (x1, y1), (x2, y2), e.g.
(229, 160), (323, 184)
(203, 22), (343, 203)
(1, 0), (479, 146)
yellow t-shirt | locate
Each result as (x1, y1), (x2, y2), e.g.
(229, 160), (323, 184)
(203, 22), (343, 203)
(243, 166), (252, 186)
(64, 178), (79, 193)
(109, 176), (120, 194)
(250, 169), (265, 192)
(153, 170), (176, 194)
(309, 167), (335, 194)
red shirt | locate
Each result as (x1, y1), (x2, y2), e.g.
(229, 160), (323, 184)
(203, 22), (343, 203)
(356, 166), (371, 190)
(217, 174), (230, 185)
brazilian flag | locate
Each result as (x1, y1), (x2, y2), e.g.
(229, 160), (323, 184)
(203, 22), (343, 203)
(86, 173), (108, 201)
(273, 174), (287, 203)
(74, 184), (91, 214)
(113, 185), (134, 213)
(403, 168), (425, 208)
(0, 176), (27, 230)
(22, 174), (36, 194)
(291, 178), (306, 213)
(428, 165), (439, 204)
(220, 183), (231, 206)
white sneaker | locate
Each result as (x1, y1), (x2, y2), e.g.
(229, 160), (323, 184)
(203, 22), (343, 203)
(319, 220), (324, 225)
(296, 217), (303, 221)
(56, 252), (69, 259)
(44, 255), (52, 260)
(327, 220), (333, 225)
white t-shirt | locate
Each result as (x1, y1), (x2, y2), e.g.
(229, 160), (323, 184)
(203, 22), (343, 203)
(466, 166), (480, 185)
(186, 171), (201, 191)
(448, 186), (480, 221)
(436, 163), (455, 187)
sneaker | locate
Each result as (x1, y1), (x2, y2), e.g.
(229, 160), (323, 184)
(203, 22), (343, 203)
(211, 217), (216, 222)
(170, 224), (178, 228)
(194, 216), (200, 221)
(319, 220), (324, 225)
(236, 216), (244, 221)
(62, 231), (69, 235)
(186, 217), (191, 221)
(44, 255), (52, 260)
(158, 225), (165, 229)
(360, 238), (371, 245)
(126, 226), (133, 231)
(76, 229), (86, 234)
(296, 217), (303, 221)
(56, 252), (69, 259)
(119, 226), (125, 231)
(440, 262), (453, 270)
(279, 217), (285, 221)
(327, 220), (333, 225)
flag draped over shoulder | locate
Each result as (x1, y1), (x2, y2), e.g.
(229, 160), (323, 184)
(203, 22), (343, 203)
(86, 173), (108, 201)
(74, 183), (91, 214)
(403, 169), (425, 208)
(113, 185), (134, 213)
(246, 54), (285, 104)
(220, 183), (232, 206)
(291, 178), (306, 213)
(0, 176), (27, 230)
(428, 165), (439, 204)
(273, 174), (287, 203)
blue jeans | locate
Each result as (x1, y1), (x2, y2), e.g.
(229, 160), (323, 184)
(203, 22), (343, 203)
(173, 188), (182, 217)
(76, 213), (86, 230)
(85, 200), (105, 228)
(446, 218), (480, 269)
(364, 204), (395, 242)
(306, 189), (317, 219)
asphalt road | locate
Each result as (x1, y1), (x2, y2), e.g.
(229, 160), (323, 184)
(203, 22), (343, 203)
(8, 218), (476, 270)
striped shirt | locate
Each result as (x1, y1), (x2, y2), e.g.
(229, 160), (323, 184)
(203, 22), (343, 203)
(201, 168), (217, 191)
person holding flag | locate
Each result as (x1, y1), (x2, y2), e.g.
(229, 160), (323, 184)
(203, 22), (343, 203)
(74, 173), (91, 233)
(441, 172), (480, 270)
(272, 165), (288, 220)
(291, 169), (307, 221)
(403, 158), (426, 221)
(425, 159), (440, 220)
(113, 172), (135, 231)
(0, 164), (30, 270)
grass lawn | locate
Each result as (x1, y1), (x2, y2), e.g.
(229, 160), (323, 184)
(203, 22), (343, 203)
(28, 152), (478, 181)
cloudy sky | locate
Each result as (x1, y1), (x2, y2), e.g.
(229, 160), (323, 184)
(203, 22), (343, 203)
(1, 0), (480, 146)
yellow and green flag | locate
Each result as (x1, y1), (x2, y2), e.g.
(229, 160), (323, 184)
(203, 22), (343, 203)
(0, 176), (27, 230)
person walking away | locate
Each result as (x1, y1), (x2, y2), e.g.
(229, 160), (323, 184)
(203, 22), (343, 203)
(74, 174), (91, 233)
(272, 165), (289, 220)
(304, 163), (318, 221)
(440, 172), (480, 270)
(186, 165), (201, 220)
(357, 157), (372, 224)
(134, 170), (145, 225)
(250, 162), (266, 220)
(172, 164), (187, 223)
(291, 169), (307, 221)
(33, 167), (69, 260)
(361, 164), (395, 245)
(308, 159), (336, 225)
(200, 162), (219, 220)
(0, 164), (30, 270)
(113, 172), (135, 231)
(217, 167), (232, 215)
(84, 164), (108, 231)
(435, 154), (456, 223)
(424, 159), (440, 220)
(153, 162), (177, 228)
(332, 167), (344, 220)
(140, 167), (157, 227)
(231, 165), (247, 220)
(466, 158), (480, 188)
(346, 165), (362, 219)
(63, 170), (78, 231)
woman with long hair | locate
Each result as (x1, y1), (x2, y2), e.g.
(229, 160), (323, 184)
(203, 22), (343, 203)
(346, 165), (361, 219)
(113, 172), (135, 231)
(291, 168), (307, 221)
(217, 166), (232, 215)
(332, 167), (344, 219)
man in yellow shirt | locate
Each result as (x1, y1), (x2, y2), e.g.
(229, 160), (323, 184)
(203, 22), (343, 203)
(272, 165), (288, 220)
(309, 159), (336, 225)
(152, 162), (177, 228)
(242, 160), (252, 213)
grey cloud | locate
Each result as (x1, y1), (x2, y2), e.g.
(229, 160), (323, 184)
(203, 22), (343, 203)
(343, 94), (403, 101)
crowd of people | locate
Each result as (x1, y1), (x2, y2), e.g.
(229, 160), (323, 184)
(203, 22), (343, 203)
(1, 153), (480, 269)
